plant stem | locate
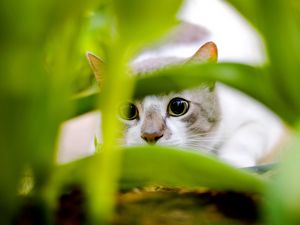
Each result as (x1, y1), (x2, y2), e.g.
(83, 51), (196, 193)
(86, 41), (134, 224)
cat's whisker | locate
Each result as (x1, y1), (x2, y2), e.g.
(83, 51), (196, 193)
(187, 146), (215, 152)
(163, 142), (184, 147)
(191, 133), (226, 138)
(186, 134), (227, 140)
(185, 138), (218, 146)
(189, 140), (218, 144)
(183, 141), (217, 152)
(185, 136), (226, 142)
(193, 131), (222, 135)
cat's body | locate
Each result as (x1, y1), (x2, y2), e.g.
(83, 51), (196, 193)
(85, 42), (284, 167)
(212, 83), (283, 166)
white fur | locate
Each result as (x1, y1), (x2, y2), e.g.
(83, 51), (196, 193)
(216, 84), (284, 166)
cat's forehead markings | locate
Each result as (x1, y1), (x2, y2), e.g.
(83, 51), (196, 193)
(141, 96), (167, 116)
(143, 96), (162, 108)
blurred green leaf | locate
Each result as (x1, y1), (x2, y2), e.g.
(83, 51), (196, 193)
(71, 87), (99, 118)
(259, 0), (300, 113)
(224, 0), (261, 30)
(265, 128), (300, 224)
(0, 0), (98, 222)
(113, 0), (183, 47)
(45, 146), (267, 206)
(120, 146), (266, 192)
(133, 63), (261, 97)
(227, 0), (300, 114)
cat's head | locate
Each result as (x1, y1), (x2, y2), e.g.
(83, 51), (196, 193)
(87, 42), (220, 152)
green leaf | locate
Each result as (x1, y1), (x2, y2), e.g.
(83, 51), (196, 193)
(266, 128), (300, 224)
(258, 0), (300, 113)
(121, 146), (266, 193)
(226, 0), (300, 114)
(133, 63), (260, 98)
(113, 0), (183, 46)
(225, 0), (262, 30)
(71, 88), (99, 118)
(46, 146), (267, 205)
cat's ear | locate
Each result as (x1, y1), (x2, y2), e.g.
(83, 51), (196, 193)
(86, 52), (104, 85)
(189, 41), (218, 63)
(188, 42), (217, 91)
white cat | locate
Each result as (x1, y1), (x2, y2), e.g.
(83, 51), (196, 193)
(85, 42), (284, 167)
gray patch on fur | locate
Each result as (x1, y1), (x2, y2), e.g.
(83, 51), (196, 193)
(181, 87), (220, 136)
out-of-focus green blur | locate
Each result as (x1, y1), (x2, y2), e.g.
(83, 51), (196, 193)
(1, 0), (300, 224)
(0, 0), (99, 222)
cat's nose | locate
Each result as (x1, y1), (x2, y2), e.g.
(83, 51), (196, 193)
(141, 132), (163, 144)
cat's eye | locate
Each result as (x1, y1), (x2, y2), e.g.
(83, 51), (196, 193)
(119, 103), (139, 120)
(167, 97), (189, 117)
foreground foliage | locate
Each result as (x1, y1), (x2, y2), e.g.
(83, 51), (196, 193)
(1, 0), (300, 224)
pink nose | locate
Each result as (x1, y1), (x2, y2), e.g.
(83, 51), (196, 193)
(141, 132), (163, 144)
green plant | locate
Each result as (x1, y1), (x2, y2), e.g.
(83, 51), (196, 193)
(1, 0), (300, 224)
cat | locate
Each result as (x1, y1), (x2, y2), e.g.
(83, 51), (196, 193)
(86, 42), (284, 167)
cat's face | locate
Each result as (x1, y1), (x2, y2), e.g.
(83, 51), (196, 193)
(87, 42), (220, 152)
(120, 86), (220, 152)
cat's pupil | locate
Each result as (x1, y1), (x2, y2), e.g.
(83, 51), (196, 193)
(119, 103), (138, 120)
(168, 98), (189, 117)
